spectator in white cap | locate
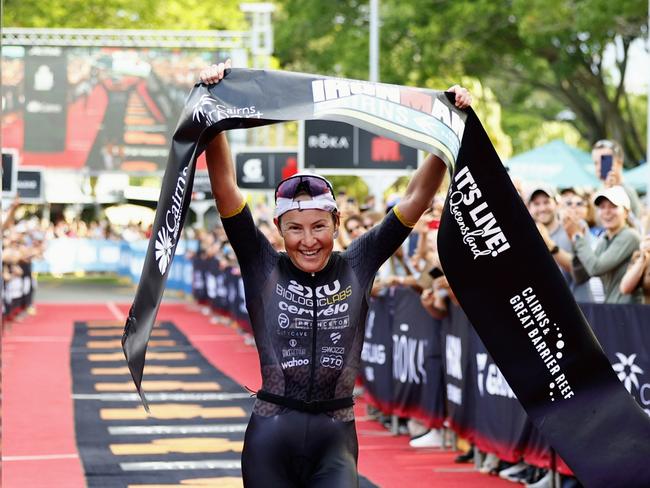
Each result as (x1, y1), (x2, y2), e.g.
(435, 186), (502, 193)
(564, 185), (642, 304)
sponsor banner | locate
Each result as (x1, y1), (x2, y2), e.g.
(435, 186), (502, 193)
(303, 120), (418, 170)
(23, 47), (68, 152)
(361, 296), (393, 412)
(235, 151), (298, 189)
(437, 112), (650, 486)
(470, 329), (539, 464)
(391, 287), (444, 426)
(17, 168), (44, 202)
(32, 238), (192, 294)
(123, 68), (650, 486)
(441, 305), (477, 440)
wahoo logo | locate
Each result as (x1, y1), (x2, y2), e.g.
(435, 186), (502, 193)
(281, 357), (310, 370)
(330, 332), (341, 344)
(155, 227), (173, 275)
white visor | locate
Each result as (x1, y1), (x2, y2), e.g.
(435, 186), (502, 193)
(274, 193), (338, 219)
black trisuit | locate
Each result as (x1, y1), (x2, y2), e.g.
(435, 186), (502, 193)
(222, 204), (412, 487)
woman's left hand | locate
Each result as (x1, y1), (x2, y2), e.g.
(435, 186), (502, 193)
(446, 85), (472, 109)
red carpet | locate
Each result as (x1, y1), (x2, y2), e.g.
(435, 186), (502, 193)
(3, 303), (512, 487)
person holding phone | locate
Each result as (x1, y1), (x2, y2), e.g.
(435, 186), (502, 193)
(591, 139), (642, 218)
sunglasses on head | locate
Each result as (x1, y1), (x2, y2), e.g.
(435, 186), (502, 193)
(275, 174), (335, 201)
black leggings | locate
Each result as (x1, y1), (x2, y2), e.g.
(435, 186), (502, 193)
(241, 410), (359, 488)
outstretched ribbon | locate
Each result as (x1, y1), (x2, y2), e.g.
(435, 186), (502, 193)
(123, 68), (650, 487)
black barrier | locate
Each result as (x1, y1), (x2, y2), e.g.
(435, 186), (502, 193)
(391, 287), (445, 427)
(2, 266), (35, 320)
(191, 265), (649, 477)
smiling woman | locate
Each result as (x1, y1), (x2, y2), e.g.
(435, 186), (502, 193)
(274, 175), (340, 274)
(567, 186), (643, 304)
(199, 59), (472, 488)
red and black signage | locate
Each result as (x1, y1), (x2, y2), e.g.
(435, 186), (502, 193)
(23, 47), (68, 152)
(235, 151), (298, 190)
(304, 120), (418, 170)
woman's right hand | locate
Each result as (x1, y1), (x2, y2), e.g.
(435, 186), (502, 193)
(199, 59), (232, 85)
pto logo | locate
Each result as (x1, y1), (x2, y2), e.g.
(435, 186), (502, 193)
(321, 354), (343, 369)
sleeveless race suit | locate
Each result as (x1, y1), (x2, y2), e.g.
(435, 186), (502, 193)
(221, 204), (412, 487)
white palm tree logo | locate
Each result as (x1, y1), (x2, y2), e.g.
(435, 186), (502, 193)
(155, 227), (173, 275)
(192, 95), (220, 125)
(612, 352), (644, 393)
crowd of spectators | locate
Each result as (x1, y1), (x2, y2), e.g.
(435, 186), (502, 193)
(2, 136), (648, 485)
(2, 199), (45, 326)
(185, 138), (648, 488)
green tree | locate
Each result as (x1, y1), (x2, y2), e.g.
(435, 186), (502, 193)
(274, 0), (648, 164)
(3, 0), (246, 30)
